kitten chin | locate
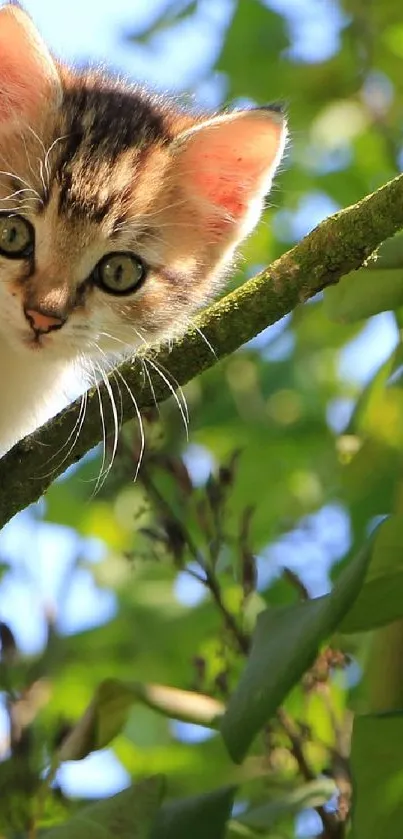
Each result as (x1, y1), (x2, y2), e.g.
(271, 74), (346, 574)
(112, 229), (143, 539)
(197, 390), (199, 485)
(0, 4), (287, 453)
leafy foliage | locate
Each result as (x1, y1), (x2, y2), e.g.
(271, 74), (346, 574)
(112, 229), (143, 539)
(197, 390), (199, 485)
(2, 0), (403, 837)
(44, 777), (165, 839)
(350, 713), (403, 839)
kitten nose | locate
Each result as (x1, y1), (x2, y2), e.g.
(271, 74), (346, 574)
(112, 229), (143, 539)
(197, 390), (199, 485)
(24, 308), (65, 335)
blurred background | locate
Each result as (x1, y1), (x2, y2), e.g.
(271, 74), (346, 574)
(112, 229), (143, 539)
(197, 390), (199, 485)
(1, 0), (403, 836)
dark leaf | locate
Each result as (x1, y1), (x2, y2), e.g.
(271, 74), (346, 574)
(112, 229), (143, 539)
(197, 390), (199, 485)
(234, 779), (336, 831)
(44, 776), (165, 839)
(220, 541), (371, 762)
(341, 517), (403, 633)
(324, 268), (403, 323)
(350, 713), (403, 839)
(150, 786), (235, 839)
(0, 621), (17, 664)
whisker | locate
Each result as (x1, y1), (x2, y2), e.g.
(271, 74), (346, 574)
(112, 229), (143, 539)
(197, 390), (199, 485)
(144, 356), (188, 438)
(0, 164), (25, 186)
(129, 323), (190, 426)
(1, 188), (40, 201)
(97, 325), (189, 430)
(26, 125), (47, 158)
(88, 358), (109, 495)
(0, 168), (41, 200)
(43, 134), (69, 189)
(141, 357), (160, 415)
(192, 325), (217, 358)
(114, 366), (145, 482)
(90, 339), (124, 428)
(92, 357), (119, 493)
(37, 390), (88, 479)
(0, 205), (39, 214)
(20, 134), (45, 201)
(38, 158), (48, 199)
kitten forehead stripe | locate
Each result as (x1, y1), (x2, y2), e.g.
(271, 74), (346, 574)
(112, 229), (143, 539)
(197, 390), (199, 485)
(61, 86), (170, 159)
(50, 83), (172, 219)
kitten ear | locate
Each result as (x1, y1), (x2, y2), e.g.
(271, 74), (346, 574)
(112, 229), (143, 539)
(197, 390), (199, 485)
(0, 4), (61, 127)
(170, 108), (287, 240)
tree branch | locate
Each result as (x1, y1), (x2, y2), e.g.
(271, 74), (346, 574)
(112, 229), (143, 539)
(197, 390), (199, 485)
(1, 172), (403, 528)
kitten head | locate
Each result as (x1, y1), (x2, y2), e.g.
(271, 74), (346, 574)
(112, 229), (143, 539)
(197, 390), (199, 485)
(0, 4), (287, 363)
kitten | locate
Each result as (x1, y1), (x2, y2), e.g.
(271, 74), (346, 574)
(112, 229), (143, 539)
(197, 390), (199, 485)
(0, 4), (287, 456)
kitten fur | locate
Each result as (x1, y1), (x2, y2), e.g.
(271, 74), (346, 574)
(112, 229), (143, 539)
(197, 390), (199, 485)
(0, 3), (287, 455)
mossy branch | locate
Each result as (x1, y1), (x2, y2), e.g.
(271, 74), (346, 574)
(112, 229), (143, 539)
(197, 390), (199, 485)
(1, 172), (403, 529)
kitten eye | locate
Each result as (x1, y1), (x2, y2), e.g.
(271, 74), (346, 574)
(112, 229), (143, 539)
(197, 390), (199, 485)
(93, 252), (146, 296)
(0, 213), (34, 259)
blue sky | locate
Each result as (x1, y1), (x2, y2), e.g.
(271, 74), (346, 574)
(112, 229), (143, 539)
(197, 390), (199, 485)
(23, 0), (231, 96)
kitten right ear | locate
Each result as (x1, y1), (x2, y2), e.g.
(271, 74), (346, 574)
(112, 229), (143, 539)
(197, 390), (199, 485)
(168, 108), (287, 245)
(0, 5), (61, 127)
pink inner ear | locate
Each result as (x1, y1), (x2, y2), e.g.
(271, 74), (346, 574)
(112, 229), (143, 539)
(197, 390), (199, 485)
(0, 6), (60, 125)
(177, 112), (286, 232)
(193, 159), (246, 221)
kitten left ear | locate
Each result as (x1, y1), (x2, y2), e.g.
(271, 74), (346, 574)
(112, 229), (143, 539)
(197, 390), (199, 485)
(169, 108), (287, 239)
(0, 4), (61, 127)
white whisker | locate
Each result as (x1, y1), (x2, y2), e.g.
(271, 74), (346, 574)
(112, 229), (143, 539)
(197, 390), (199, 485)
(1, 188), (40, 201)
(88, 358), (109, 495)
(20, 134), (45, 201)
(129, 323), (190, 426)
(88, 339), (124, 429)
(38, 158), (47, 198)
(0, 167), (42, 202)
(140, 357), (160, 415)
(37, 390), (88, 479)
(145, 356), (188, 438)
(43, 134), (69, 188)
(193, 325), (217, 358)
(114, 366), (145, 482)
(26, 125), (47, 158)
(92, 357), (119, 493)
(97, 326), (189, 430)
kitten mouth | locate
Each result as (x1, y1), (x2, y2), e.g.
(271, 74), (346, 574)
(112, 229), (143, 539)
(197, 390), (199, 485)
(22, 332), (50, 351)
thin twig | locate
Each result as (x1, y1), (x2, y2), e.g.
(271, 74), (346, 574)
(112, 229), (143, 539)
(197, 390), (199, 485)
(277, 709), (343, 839)
(202, 568), (250, 656)
(140, 466), (250, 653)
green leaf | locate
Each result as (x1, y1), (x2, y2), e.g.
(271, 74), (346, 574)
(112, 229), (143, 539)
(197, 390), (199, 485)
(324, 268), (403, 323)
(367, 231), (403, 270)
(0, 754), (40, 833)
(350, 713), (403, 839)
(45, 776), (165, 839)
(220, 542), (371, 762)
(341, 572), (403, 633)
(234, 779), (336, 830)
(59, 678), (225, 761)
(216, 0), (289, 102)
(341, 516), (403, 633)
(126, 1), (198, 45)
(150, 786), (235, 839)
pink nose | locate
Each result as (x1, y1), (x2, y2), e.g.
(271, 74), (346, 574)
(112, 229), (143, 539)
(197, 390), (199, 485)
(24, 308), (65, 335)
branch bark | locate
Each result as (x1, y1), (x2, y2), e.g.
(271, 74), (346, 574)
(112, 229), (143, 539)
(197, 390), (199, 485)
(1, 172), (403, 529)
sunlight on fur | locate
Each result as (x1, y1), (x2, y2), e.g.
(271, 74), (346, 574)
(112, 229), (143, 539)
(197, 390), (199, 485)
(0, 4), (287, 480)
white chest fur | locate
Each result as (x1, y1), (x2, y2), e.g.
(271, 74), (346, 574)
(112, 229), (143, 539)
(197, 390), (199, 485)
(0, 334), (75, 456)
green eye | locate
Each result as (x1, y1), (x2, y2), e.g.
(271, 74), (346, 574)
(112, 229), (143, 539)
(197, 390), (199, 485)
(0, 213), (34, 258)
(94, 252), (146, 296)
